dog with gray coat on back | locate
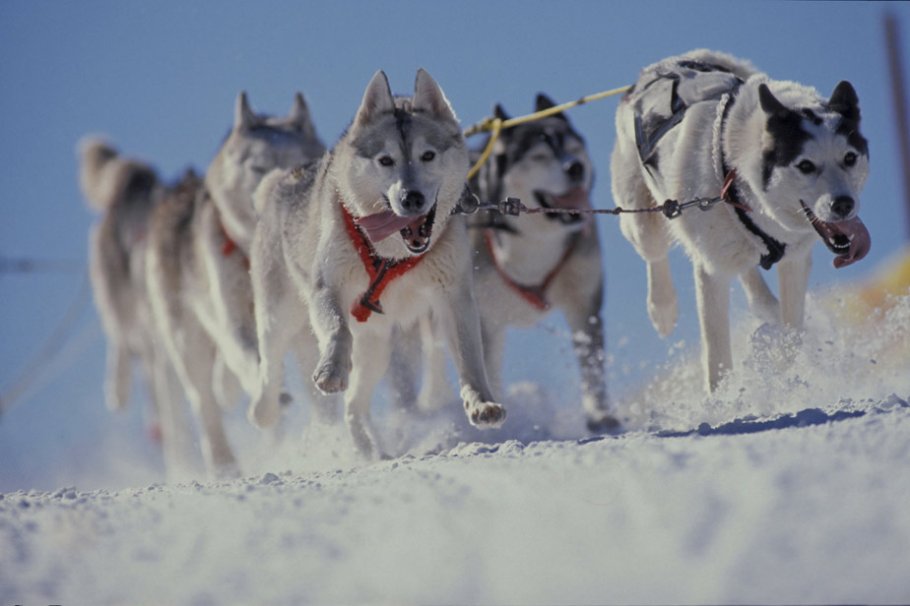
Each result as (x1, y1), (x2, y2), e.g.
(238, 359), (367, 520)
(611, 49), (871, 393)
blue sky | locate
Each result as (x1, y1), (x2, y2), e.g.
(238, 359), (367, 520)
(1, 1), (907, 490)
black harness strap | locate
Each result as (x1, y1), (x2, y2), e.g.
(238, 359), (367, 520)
(718, 92), (787, 270)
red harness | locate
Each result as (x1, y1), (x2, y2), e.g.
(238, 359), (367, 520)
(341, 204), (425, 322)
(484, 230), (578, 311)
(219, 222), (250, 270)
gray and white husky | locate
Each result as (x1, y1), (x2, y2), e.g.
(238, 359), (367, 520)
(79, 139), (197, 475)
(248, 69), (505, 458)
(470, 95), (618, 431)
(79, 138), (163, 413)
(145, 93), (323, 476)
(611, 49), (871, 392)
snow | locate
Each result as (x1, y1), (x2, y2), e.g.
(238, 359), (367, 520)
(2, 294), (910, 605)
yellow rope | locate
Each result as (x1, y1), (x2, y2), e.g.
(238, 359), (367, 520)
(466, 118), (503, 180)
(463, 83), (632, 181)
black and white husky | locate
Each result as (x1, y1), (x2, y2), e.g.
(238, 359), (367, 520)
(611, 49), (871, 392)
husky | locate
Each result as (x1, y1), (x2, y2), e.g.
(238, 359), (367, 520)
(469, 95), (619, 431)
(611, 49), (871, 392)
(79, 138), (163, 413)
(145, 93), (323, 476)
(248, 69), (505, 458)
(78, 138), (196, 475)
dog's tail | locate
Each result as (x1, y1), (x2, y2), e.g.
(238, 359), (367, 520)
(77, 136), (159, 212)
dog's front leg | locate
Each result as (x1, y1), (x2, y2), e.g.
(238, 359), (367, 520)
(440, 287), (506, 429)
(309, 275), (353, 395)
(694, 264), (733, 393)
(739, 266), (780, 324)
(564, 288), (620, 432)
(777, 252), (812, 329)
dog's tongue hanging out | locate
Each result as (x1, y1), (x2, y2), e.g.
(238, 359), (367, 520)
(801, 201), (871, 268)
(827, 216), (871, 268)
(354, 208), (434, 253)
(354, 210), (419, 242)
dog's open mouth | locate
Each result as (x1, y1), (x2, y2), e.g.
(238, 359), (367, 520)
(353, 204), (437, 255)
(398, 204), (436, 254)
(800, 200), (871, 268)
(533, 187), (591, 225)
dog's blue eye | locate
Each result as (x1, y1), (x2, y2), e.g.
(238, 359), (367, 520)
(421, 151), (436, 162)
(378, 156), (395, 167)
(843, 152), (857, 167)
(796, 160), (816, 174)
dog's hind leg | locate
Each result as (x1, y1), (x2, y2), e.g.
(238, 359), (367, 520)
(777, 253), (811, 329)
(248, 268), (303, 430)
(387, 325), (420, 411)
(563, 285), (619, 432)
(292, 330), (340, 424)
(739, 266), (779, 324)
(479, 319), (505, 400)
(145, 344), (199, 481)
(89, 224), (134, 411)
(155, 310), (238, 477)
(694, 264), (733, 392)
(104, 342), (132, 412)
(612, 143), (677, 337)
(180, 324), (238, 477)
(345, 330), (390, 459)
(199, 204), (260, 394)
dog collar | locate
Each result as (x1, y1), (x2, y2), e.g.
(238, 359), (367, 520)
(484, 230), (578, 311)
(340, 203), (425, 322)
(219, 218), (250, 270)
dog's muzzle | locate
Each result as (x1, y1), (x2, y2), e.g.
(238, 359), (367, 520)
(354, 204), (437, 255)
(533, 186), (591, 225)
(800, 200), (871, 268)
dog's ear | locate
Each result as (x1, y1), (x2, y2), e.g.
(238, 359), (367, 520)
(493, 103), (510, 122)
(413, 68), (458, 123)
(234, 91), (258, 131)
(354, 70), (395, 127)
(829, 80), (860, 123)
(535, 93), (567, 122)
(758, 83), (791, 119)
(288, 92), (318, 137)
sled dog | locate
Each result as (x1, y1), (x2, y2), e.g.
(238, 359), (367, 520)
(79, 138), (164, 413)
(611, 49), (871, 392)
(248, 69), (505, 458)
(145, 93), (323, 476)
(79, 139), (200, 475)
(470, 95), (618, 431)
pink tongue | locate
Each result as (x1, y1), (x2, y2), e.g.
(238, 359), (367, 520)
(550, 187), (591, 210)
(830, 216), (871, 269)
(354, 210), (424, 242)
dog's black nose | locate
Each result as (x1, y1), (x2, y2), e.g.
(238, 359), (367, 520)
(565, 160), (585, 182)
(831, 195), (854, 218)
(401, 190), (425, 212)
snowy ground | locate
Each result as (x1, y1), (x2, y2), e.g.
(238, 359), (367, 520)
(2, 294), (909, 605)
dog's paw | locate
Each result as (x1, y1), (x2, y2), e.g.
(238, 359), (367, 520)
(313, 359), (350, 394)
(248, 397), (281, 430)
(465, 400), (507, 429)
(586, 412), (622, 434)
(648, 295), (678, 337)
